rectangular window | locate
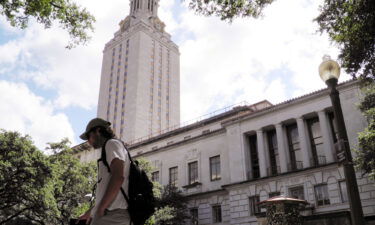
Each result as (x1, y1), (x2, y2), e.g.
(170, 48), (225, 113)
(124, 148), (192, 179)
(248, 135), (260, 179)
(267, 130), (280, 175)
(210, 156), (221, 181)
(188, 161), (198, 184)
(190, 208), (198, 225)
(169, 167), (178, 186)
(151, 171), (159, 182)
(249, 196), (260, 216)
(212, 205), (222, 223)
(314, 184), (330, 206)
(328, 112), (339, 143)
(307, 118), (326, 166)
(339, 180), (348, 203)
(269, 191), (281, 198)
(289, 186), (304, 200)
(286, 124), (303, 171)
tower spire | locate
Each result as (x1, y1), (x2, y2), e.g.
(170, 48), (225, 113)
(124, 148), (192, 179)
(130, 0), (159, 17)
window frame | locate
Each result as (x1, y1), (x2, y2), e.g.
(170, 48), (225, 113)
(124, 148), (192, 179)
(249, 195), (261, 216)
(307, 117), (325, 166)
(286, 123), (303, 171)
(248, 134), (260, 179)
(267, 129), (280, 175)
(289, 186), (305, 200)
(151, 171), (159, 182)
(210, 155), (221, 181)
(212, 205), (222, 223)
(169, 166), (178, 187)
(314, 183), (330, 206)
(268, 191), (281, 198)
(188, 161), (199, 185)
(190, 208), (199, 225)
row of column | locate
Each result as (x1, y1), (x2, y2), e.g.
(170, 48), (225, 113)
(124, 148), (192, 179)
(255, 110), (336, 178)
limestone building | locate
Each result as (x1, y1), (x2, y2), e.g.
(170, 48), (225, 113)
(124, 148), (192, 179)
(75, 80), (375, 224)
(97, 0), (180, 142)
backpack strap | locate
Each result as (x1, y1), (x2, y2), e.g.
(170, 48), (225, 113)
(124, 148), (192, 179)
(98, 139), (111, 173)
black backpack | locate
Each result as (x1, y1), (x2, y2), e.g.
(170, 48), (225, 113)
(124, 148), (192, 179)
(99, 139), (156, 225)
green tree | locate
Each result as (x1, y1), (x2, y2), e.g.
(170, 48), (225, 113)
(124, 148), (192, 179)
(46, 138), (97, 225)
(0, 0), (95, 48)
(137, 158), (188, 225)
(154, 185), (189, 225)
(355, 79), (375, 179)
(145, 185), (189, 225)
(0, 131), (96, 225)
(0, 130), (53, 225)
(188, 0), (375, 79)
(315, 0), (375, 78)
(187, 0), (275, 21)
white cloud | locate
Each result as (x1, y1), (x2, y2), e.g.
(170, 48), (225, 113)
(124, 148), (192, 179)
(0, 80), (75, 150)
(0, 0), (132, 110)
(164, 0), (352, 121)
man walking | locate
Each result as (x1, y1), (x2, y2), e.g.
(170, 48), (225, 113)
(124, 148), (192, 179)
(78, 118), (131, 225)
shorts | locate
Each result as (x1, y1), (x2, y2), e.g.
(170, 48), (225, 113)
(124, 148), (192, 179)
(91, 209), (131, 225)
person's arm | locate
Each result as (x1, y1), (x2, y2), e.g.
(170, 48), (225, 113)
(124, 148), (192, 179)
(77, 207), (93, 224)
(96, 158), (125, 217)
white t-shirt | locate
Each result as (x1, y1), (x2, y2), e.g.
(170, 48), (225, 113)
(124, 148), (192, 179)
(91, 139), (130, 216)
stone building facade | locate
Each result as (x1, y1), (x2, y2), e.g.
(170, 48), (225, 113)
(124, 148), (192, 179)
(97, 0), (180, 143)
(75, 80), (375, 224)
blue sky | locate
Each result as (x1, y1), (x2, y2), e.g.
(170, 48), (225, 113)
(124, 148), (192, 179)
(0, 0), (350, 150)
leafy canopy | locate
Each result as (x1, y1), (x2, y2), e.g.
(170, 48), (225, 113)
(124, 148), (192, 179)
(0, 130), (53, 225)
(315, 0), (375, 78)
(46, 138), (97, 225)
(137, 158), (188, 225)
(187, 0), (275, 21)
(355, 79), (375, 180)
(0, 0), (95, 48)
(0, 131), (96, 225)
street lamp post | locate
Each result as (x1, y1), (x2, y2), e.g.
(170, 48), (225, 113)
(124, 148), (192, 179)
(319, 55), (365, 225)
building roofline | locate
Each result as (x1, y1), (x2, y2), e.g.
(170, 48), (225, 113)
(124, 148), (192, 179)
(127, 104), (255, 148)
(221, 79), (359, 127)
(128, 79), (358, 148)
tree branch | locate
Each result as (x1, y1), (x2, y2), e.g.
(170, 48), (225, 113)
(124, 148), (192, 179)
(50, 2), (63, 9)
(0, 207), (31, 224)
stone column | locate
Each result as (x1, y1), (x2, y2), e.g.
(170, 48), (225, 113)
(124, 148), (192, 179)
(317, 110), (335, 163)
(257, 130), (267, 177)
(296, 118), (311, 168)
(276, 123), (288, 173)
(227, 125), (246, 183)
